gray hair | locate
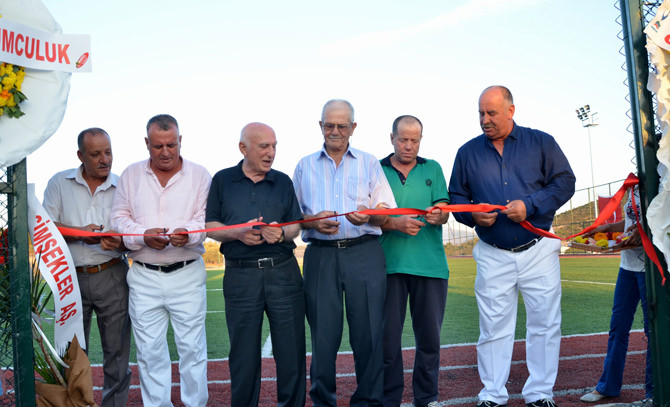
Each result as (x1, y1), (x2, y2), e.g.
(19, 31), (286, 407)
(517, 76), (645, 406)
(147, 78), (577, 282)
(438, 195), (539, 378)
(321, 99), (355, 123)
(146, 114), (179, 133)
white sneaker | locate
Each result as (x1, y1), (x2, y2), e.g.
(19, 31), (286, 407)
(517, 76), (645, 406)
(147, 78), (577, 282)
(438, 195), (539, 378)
(580, 391), (608, 403)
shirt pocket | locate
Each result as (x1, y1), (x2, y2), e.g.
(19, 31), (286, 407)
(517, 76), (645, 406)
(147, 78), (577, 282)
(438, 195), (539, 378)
(346, 175), (364, 206)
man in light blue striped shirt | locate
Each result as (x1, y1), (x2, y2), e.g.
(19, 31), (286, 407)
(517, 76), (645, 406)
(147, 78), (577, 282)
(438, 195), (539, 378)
(293, 99), (396, 407)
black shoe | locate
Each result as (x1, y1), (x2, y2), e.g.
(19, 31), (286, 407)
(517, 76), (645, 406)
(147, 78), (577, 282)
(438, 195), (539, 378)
(476, 401), (507, 407)
(526, 399), (557, 407)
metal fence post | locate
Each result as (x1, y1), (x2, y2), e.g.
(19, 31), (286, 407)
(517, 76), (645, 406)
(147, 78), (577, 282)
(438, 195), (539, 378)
(7, 159), (36, 407)
(620, 1), (670, 405)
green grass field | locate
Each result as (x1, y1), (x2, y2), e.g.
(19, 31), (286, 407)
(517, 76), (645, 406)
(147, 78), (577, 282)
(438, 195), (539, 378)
(75, 256), (641, 365)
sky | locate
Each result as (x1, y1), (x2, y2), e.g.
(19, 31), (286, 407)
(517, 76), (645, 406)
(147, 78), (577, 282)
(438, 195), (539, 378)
(28, 0), (639, 211)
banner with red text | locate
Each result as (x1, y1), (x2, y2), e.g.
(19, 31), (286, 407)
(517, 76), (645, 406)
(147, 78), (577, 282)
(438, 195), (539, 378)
(27, 184), (85, 354)
(0, 0), (73, 168)
(0, 17), (91, 72)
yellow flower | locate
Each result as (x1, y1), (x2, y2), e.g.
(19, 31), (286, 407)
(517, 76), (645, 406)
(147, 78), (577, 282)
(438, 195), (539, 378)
(596, 239), (609, 248)
(0, 62), (27, 119)
(16, 71), (25, 90)
(2, 74), (16, 87)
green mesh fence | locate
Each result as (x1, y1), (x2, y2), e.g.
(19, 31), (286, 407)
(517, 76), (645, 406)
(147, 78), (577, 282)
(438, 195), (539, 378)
(1, 162), (36, 407)
(1, 166), (16, 405)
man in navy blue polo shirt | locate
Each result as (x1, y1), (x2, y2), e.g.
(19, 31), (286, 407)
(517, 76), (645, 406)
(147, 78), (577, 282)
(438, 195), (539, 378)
(205, 122), (305, 407)
(449, 86), (575, 407)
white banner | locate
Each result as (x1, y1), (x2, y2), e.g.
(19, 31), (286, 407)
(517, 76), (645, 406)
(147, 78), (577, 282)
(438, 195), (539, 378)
(645, 0), (670, 270)
(27, 184), (85, 353)
(0, 0), (72, 168)
(0, 17), (91, 72)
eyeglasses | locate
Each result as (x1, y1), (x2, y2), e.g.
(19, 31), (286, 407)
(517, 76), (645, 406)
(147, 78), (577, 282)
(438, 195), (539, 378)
(322, 123), (351, 131)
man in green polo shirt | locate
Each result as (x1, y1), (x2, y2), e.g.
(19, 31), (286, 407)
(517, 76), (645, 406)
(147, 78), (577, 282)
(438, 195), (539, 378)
(380, 115), (450, 407)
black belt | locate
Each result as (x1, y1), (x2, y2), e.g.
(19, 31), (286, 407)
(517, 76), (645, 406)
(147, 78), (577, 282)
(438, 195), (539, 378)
(225, 252), (293, 269)
(76, 257), (122, 274)
(309, 234), (377, 249)
(492, 236), (543, 253)
(135, 259), (196, 273)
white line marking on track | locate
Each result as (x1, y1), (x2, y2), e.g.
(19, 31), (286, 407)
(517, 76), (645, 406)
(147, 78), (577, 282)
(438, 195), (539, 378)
(561, 279), (616, 286)
(399, 384), (645, 407)
(91, 331), (647, 405)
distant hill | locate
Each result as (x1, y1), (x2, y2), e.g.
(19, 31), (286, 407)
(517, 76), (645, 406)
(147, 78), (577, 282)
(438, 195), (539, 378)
(553, 201), (597, 238)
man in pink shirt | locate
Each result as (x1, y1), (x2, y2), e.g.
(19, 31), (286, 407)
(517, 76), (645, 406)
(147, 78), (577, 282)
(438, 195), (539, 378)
(110, 114), (211, 407)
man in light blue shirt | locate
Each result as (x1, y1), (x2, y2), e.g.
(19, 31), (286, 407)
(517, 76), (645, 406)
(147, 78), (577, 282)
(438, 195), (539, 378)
(293, 99), (396, 407)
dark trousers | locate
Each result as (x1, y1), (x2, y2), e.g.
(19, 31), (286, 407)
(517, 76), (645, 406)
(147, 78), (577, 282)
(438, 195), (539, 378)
(383, 274), (448, 407)
(303, 238), (386, 407)
(224, 256), (306, 407)
(78, 260), (132, 407)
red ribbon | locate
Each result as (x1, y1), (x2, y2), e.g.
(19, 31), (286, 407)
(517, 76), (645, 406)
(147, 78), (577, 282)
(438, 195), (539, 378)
(630, 184), (666, 285)
(514, 173), (663, 284)
(57, 173), (666, 284)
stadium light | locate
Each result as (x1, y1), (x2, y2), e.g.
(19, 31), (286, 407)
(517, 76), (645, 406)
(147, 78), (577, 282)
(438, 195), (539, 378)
(575, 104), (599, 218)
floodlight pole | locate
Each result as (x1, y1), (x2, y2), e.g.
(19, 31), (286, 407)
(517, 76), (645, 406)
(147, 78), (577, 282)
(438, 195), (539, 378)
(575, 106), (599, 219)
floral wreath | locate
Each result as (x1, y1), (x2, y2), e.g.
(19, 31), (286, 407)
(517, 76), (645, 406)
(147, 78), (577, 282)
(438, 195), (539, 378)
(0, 62), (28, 119)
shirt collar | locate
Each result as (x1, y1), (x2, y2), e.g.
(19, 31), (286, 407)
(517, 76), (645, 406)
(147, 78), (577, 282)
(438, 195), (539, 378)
(484, 122), (518, 149)
(319, 143), (357, 160)
(144, 157), (185, 176)
(232, 160), (276, 183)
(380, 153), (426, 167)
(71, 166), (117, 191)
(507, 122), (519, 140)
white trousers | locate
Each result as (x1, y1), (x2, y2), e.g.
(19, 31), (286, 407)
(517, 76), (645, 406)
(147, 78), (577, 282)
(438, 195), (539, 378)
(473, 237), (562, 404)
(127, 258), (208, 407)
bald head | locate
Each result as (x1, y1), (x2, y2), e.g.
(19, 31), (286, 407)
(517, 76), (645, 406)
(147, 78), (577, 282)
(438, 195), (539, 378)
(240, 122), (275, 145)
(479, 85), (515, 140)
(480, 85), (514, 105)
(239, 122), (277, 178)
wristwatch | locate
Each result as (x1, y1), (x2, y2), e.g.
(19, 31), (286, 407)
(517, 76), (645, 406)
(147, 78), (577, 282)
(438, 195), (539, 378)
(277, 227), (285, 243)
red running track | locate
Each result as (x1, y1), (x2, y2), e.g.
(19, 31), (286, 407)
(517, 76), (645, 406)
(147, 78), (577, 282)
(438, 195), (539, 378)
(92, 331), (647, 407)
